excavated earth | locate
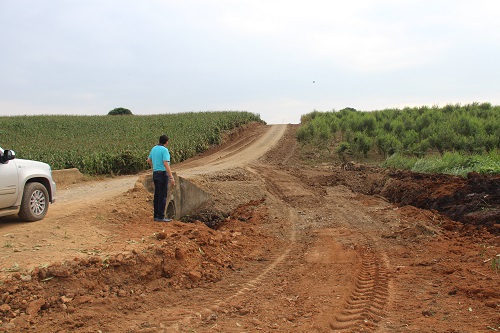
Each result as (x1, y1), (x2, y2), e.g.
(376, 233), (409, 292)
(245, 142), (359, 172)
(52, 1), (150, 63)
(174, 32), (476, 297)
(0, 123), (499, 333)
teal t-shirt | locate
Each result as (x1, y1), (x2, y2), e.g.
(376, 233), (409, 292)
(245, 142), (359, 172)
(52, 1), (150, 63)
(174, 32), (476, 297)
(148, 145), (170, 171)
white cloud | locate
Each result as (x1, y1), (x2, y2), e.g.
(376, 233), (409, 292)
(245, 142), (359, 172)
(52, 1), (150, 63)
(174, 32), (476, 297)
(161, 1), (419, 73)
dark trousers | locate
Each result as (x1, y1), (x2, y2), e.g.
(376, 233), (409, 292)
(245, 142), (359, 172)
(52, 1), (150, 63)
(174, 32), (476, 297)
(153, 171), (168, 219)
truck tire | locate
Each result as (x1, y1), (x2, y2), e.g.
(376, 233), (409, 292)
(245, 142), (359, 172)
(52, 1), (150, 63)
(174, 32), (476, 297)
(18, 182), (49, 222)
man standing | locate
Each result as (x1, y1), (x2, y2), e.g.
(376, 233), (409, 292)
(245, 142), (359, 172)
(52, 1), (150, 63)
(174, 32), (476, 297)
(147, 134), (176, 222)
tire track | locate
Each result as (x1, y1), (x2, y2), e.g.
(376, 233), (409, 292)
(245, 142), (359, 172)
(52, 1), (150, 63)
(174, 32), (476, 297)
(329, 239), (390, 331)
(327, 194), (392, 332)
(246, 164), (392, 332)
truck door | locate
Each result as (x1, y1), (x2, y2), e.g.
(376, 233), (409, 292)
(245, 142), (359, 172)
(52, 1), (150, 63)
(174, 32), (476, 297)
(0, 159), (19, 207)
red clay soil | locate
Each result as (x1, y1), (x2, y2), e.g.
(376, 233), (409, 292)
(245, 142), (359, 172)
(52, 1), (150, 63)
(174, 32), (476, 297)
(380, 170), (500, 231)
(0, 123), (499, 333)
(315, 164), (500, 233)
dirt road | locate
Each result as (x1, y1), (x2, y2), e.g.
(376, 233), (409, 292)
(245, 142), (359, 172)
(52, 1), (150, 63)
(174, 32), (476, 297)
(0, 123), (499, 332)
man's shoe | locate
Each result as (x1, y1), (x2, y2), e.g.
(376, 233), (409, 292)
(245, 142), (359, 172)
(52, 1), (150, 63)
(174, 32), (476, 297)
(156, 218), (172, 222)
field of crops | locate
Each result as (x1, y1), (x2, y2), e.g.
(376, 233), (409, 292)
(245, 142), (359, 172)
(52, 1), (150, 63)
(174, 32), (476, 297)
(297, 103), (500, 175)
(0, 111), (263, 175)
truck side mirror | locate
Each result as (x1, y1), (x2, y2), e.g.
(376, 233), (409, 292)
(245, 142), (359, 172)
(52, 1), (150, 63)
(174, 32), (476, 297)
(0, 149), (15, 163)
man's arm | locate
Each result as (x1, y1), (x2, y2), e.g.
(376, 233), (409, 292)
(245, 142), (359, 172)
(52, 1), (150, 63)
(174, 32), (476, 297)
(164, 160), (176, 186)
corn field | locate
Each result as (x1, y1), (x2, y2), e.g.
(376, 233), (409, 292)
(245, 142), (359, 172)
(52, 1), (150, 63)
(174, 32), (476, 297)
(0, 111), (263, 175)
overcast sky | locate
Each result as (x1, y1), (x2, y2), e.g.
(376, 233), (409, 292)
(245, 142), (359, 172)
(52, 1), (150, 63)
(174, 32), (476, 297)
(1, 1), (499, 124)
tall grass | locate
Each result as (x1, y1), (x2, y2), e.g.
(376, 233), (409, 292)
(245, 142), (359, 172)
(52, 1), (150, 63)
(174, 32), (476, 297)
(383, 151), (500, 176)
(0, 111), (263, 175)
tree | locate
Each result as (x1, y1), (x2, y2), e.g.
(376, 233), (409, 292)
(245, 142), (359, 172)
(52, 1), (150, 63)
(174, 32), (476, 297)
(352, 132), (372, 158)
(108, 108), (133, 116)
(376, 133), (400, 157)
(336, 142), (351, 163)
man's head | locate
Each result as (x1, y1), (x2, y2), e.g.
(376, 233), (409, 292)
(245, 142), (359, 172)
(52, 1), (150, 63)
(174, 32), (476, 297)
(159, 135), (169, 145)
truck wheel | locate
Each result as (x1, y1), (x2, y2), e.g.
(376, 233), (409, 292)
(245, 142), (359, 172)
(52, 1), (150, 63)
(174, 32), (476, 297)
(18, 182), (49, 222)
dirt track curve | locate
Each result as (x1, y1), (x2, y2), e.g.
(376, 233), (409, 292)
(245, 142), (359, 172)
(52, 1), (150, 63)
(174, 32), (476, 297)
(0, 123), (499, 333)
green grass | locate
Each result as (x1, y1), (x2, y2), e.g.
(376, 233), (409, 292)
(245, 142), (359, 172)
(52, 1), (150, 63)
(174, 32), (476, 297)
(0, 111), (263, 175)
(491, 255), (500, 274)
(382, 150), (500, 176)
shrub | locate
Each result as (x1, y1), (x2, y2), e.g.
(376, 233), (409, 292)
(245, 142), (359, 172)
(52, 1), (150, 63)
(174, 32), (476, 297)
(108, 108), (133, 116)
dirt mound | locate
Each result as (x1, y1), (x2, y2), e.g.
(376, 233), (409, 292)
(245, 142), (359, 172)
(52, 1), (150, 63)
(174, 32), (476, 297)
(380, 170), (500, 232)
(0, 194), (274, 330)
(311, 165), (500, 233)
(308, 164), (390, 195)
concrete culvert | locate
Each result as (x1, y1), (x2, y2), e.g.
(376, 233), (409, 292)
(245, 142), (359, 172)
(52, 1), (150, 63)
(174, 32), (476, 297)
(166, 201), (176, 219)
(142, 172), (211, 220)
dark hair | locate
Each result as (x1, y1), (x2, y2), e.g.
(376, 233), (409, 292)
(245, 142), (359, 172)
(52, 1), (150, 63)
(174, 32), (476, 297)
(159, 135), (169, 144)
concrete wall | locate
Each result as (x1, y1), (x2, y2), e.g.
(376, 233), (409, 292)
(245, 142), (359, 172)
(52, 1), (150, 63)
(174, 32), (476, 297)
(142, 172), (211, 220)
(52, 168), (85, 186)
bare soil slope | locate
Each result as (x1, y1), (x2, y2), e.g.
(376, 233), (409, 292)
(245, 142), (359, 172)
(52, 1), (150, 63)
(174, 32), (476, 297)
(0, 123), (499, 333)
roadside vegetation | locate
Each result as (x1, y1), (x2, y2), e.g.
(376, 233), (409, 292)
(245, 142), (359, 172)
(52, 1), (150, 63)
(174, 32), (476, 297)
(0, 111), (263, 175)
(297, 103), (500, 176)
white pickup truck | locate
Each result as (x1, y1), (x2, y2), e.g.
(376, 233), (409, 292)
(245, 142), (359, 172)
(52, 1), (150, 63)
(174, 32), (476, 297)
(0, 146), (56, 221)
